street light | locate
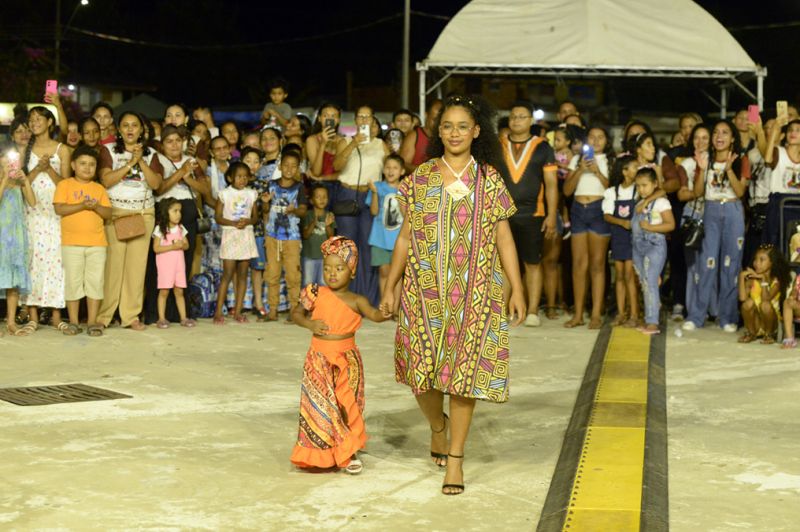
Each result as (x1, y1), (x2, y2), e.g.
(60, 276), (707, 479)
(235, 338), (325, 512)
(55, 0), (90, 79)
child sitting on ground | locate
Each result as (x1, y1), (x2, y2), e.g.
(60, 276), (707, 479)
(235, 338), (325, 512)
(739, 244), (790, 344)
(290, 236), (388, 475)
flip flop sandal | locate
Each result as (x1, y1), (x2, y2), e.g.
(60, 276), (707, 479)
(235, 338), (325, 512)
(213, 316), (225, 325)
(180, 319), (197, 328)
(781, 338), (797, 349)
(127, 320), (146, 331)
(57, 322), (81, 336)
(86, 324), (104, 337)
(156, 320), (170, 329)
(234, 314), (249, 324)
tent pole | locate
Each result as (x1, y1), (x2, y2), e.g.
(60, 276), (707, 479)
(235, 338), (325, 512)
(720, 85), (728, 119)
(418, 65), (427, 123)
(757, 67), (765, 111)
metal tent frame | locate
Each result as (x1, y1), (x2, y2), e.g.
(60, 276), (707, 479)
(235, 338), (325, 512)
(416, 61), (768, 121)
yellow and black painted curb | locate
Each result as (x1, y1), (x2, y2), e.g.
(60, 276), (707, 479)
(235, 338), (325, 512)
(537, 316), (668, 531)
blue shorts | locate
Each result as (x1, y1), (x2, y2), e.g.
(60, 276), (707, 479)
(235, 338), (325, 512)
(571, 199), (610, 237)
(250, 236), (266, 270)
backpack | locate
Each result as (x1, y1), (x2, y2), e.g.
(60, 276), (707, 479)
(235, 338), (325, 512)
(188, 271), (221, 318)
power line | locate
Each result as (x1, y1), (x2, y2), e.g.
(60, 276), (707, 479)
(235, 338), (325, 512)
(63, 10), (450, 51)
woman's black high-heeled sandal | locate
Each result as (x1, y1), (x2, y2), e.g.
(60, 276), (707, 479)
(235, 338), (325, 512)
(442, 453), (465, 495)
(430, 413), (449, 467)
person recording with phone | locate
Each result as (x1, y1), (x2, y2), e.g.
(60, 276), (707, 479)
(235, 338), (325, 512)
(307, 103), (344, 207)
(563, 126), (612, 329)
(332, 105), (390, 305)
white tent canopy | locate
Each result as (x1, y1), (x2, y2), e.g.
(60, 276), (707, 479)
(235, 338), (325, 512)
(417, 0), (766, 118)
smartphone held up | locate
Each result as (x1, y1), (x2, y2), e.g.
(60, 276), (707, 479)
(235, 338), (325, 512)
(358, 124), (370, 144)
(582, 143), (594, 161)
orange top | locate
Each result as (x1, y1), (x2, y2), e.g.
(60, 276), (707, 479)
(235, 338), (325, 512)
(301, 284), (362, 335)
(53, 178), (111, 246)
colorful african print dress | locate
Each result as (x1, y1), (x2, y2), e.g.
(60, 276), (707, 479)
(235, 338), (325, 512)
(290, 285), (367, 469)
(395, 160), (517, 403)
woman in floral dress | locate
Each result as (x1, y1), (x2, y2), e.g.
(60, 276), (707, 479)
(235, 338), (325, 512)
(21, 107), (70, 333)
(380, 96), (526, 495)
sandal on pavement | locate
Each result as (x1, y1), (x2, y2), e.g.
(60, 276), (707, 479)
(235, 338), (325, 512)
(213, 316), (225, 325)
(588, 317), (603, 330)
(563, 317), (585, 328)
(781, 338), (797, 349)
(545, 307), (559, 320)
(430, 413), (449, 468)
(738, 332), (756, 344)
(86, 324), (104, 337)
(344, 454), (363, 475)
(156, 320), (170, 329)
(127, 320), (146, 331)
(57, 321), (81, 336)
(442, 454), (465, 495)
(180, 319), (197, 328)
(234, 314), (249, 324)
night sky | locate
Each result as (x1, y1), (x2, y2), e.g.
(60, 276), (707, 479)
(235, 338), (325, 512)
(2, 0), (799, 114)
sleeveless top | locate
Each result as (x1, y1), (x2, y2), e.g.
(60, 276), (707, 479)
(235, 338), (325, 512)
(322, 150), (336, 176)
(300, 284), (362, 336)
(412, 126), (430, 166)
(338, 137), (384, 187)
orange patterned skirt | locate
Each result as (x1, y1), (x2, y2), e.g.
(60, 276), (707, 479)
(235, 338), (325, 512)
(290, 337), (366, 469)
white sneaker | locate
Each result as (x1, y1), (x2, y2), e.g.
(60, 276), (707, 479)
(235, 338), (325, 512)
(681, 321), (696, 331)
(722, 323), (738, 333)
(671, 304), (685, 322)
(524, 313), (541, 327)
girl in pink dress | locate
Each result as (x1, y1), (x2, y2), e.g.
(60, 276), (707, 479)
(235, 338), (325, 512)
(153, 199), (196, 328)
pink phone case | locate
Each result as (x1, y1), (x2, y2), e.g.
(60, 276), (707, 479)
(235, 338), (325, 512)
(747, 105), (759, 124)
(45, 80), (58, 94)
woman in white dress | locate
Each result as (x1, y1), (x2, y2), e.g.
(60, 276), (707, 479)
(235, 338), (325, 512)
(20, 106), (70, 334)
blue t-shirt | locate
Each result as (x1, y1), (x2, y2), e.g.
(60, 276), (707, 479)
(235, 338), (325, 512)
(366, 181), (403, 250)
(265, 180), (306, 241)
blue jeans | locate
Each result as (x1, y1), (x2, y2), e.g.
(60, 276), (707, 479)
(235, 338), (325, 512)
(687, 200), (744, 328)
(302, 257), (324, 287)
(632, 218), (667, 326)
(334, 186), (378, 305)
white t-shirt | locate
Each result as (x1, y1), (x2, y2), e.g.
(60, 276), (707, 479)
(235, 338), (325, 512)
(642, 197), (672, 225)
(704, 161), (738, 201)
(102, 146), (160, 210)
(153, 224), (188, 241)
(769, 146), (800, 195)
(747, 146), (770, 205)
(156, 154), (195, 202)
(218, 186), (257, 221)
(568, 153), (608, 196)
(602, 183), (636, 215)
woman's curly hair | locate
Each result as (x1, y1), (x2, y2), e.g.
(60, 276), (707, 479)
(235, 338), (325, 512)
(426, 94), (508, 179)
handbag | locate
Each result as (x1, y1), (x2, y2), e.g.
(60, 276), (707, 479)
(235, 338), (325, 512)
(113, 166), (147, 241)
(331, 145), (362, 217)
(171, 159), (211, 234)
(681, 198), (704, 250)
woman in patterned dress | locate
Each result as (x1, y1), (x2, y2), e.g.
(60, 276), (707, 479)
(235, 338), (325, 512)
(21, 106), (71, 333)
(380, 96), (526, 495)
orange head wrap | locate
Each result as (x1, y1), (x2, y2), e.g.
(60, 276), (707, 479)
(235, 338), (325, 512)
(320, 236), (358, 275)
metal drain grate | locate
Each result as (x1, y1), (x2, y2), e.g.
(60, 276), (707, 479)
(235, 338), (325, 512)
(0, 384), (131, 406)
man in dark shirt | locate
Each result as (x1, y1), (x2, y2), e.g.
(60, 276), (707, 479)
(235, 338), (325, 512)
(501, 100), (558, 327)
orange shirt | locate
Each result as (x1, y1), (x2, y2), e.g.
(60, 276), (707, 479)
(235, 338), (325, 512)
(53, 178), (111, 246)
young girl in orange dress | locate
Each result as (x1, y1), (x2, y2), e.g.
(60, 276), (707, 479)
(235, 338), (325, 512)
(290, 236), (388, 474)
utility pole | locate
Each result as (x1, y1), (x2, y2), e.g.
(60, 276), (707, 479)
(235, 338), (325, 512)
(402, 0), (410, 108)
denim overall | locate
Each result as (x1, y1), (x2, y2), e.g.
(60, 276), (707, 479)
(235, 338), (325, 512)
(609, 185), (636, 262)
(632, 204), (668, 325)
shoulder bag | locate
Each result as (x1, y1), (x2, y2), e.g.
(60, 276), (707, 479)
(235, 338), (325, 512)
(113, 163), (147, 241)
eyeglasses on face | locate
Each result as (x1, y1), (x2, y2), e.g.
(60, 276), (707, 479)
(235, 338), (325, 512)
(440, 123), (474, 135)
